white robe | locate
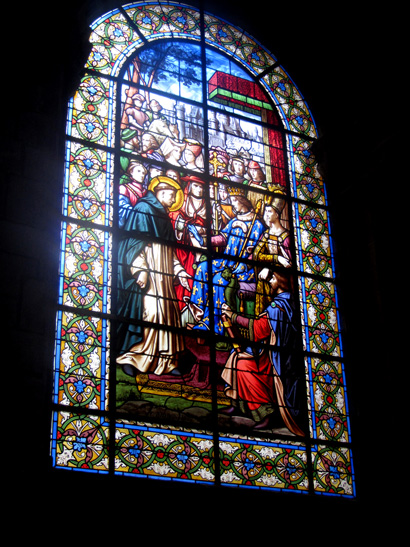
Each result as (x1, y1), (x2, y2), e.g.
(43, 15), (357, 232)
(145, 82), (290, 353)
(116, 242), (185, 375)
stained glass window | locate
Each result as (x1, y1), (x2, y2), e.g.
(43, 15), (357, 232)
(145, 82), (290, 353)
(51, 1), (354, 496)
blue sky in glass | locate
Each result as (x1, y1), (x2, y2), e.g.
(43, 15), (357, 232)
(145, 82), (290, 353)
(127, 42), (252, 105)
(206, 47), (260, 121)
(206, 47), (251, 83)
(122, 41), (261, 143)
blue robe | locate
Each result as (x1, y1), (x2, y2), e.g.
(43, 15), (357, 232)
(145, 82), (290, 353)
(259, 292), (304, 423)
(189, 212), (265, 335)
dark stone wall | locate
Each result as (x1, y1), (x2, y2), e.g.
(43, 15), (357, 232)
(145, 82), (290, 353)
(3, 0), (397, 534)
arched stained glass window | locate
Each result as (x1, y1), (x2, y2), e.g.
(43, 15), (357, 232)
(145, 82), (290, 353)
(51, 1), (354, 496)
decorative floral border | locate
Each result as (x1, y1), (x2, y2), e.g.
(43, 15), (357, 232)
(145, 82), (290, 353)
(51, 2), (354, 497)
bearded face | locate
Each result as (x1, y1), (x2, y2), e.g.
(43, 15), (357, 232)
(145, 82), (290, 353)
(141, 133), (159, 152)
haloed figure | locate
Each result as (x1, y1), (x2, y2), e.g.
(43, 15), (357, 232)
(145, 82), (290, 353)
(116, 176), (190, 377)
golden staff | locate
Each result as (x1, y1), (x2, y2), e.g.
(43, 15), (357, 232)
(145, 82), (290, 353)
(233, 198), (263, 269)
(209, 150), (227, 253)
(209, 150), (226, 235)
(221, 313), (240, 353)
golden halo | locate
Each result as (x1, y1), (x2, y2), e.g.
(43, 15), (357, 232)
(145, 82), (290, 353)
(148, 175), (184, 212)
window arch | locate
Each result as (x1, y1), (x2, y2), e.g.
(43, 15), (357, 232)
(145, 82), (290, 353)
(51, 2), (354, 496)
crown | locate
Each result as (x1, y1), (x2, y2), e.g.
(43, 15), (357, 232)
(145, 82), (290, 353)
(227, 186), (246, 196)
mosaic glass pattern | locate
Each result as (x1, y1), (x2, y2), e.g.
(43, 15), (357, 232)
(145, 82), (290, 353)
(51, 412), (110, 472)
(51, 2), (354, 498)
(312, 444), (355, 496)
(53, 310), (109, 410)
(115, 422), (215, 482)
(219, 435), (309, 491)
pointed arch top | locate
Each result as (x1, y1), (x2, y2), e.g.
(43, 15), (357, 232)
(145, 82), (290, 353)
(85, 2), (317, 139)
(52, 1), (355, 497)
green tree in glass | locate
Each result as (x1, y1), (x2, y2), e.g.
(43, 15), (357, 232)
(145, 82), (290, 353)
(125, 41), (209, 100)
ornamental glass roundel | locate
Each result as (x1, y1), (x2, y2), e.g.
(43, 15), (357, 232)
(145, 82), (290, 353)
(51, 2), (354, 498)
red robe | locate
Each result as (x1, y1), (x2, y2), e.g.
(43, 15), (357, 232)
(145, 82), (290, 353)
(119, 180), (145, 207)
(222, 298), (304, 436)
(169, 183), (207, 310)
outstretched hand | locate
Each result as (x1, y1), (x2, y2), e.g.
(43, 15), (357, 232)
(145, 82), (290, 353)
(178, 271), (192, 291)
(258, 267), (270, 280)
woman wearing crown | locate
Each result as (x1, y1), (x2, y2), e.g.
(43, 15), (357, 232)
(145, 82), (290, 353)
(253, 188), (293, 315)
